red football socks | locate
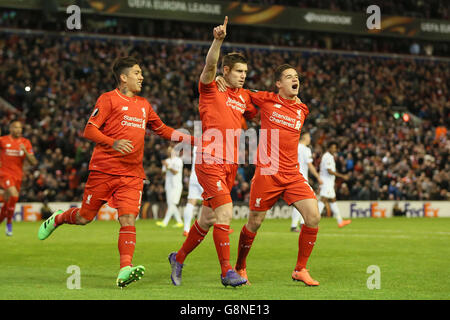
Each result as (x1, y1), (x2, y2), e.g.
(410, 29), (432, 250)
(118, 226), (136, 269)
(295, 224), (319, 271)
(0, 201), (8, 224)
(4, 196), (19, 224)
(235, 224), (257, 271)
(0, 214), (4, 224)
(213, 224), (232, 277)
(176, 220), (208, 264)
(54, 207), (79, 226)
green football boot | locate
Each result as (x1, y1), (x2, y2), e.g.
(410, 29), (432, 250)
(38, 210), (64, 240)
(116, 265), (146, 288)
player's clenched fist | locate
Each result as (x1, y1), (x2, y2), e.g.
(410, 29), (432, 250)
(213, 16), (228, 40)
(113, 139), (134, 154)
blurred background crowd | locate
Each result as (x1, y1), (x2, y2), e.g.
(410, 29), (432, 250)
(0, 1), (448, 207)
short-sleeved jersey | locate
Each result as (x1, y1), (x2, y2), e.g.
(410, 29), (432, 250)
(298, 143), (313, 180)
(87, 89), (166, 179)
(198, 81), (257, 163)
(320, 151), (336, 186)
(246, 90), (309, 173)
(163, 156), (183, 190)
(0, 135), (33, 179)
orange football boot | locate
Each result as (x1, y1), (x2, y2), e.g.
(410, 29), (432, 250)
(338, 219), (352, 228)
(236, 268), (251, 285)
(292, 268), (319, 286)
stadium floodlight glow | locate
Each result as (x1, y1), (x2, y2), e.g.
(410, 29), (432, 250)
(402, 113), (410, 122)
(25, 86), (31, 92)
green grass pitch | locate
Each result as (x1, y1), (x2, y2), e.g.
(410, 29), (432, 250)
(1, 217), (449, 300)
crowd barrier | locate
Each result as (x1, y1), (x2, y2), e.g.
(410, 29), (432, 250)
(3, 200), (449, 222)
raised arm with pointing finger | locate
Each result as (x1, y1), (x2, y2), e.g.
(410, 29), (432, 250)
(200, 16), (228, 85)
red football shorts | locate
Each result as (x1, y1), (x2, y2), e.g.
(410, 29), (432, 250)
(249, 166), (316, 211)
(80, 171), (143, 221)
(0, 174), (22, 193)
(195, 154), (238, 210)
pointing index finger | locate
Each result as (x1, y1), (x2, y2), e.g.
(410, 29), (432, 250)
(223, 16), (228, 29)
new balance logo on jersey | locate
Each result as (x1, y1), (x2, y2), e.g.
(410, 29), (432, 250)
(86, 194), (92, 204)
(255, 198), (261, 207)
(273, 104), (282, 109)
(122, 106), (128, 111)
(6, 144), (11, 147)
(217, 181), (222, 191)
(124, 241), (136, 246)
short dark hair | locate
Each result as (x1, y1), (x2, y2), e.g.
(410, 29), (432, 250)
(222, 52), (247, 70)
(327, 140), (338, 149)
(300, 131), (310, 139)
(112, 56), (139, 85)
(274, 64), (296, 82)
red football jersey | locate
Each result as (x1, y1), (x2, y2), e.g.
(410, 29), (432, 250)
(0, 135), (33, 179)
(87, 89), (167, 178)
(246, 90), (309, 173)
(198, 80), (257, 163)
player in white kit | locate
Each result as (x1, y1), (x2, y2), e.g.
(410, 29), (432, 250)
(182, 145), (204, 236)
(318, 141), (351, 228)
(291, 132), (322, 232)
(157, 145), (184, 228)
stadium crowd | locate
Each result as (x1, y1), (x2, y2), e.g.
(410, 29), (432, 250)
(1, 8), (449, 58)
(0, 32), (448, 206)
